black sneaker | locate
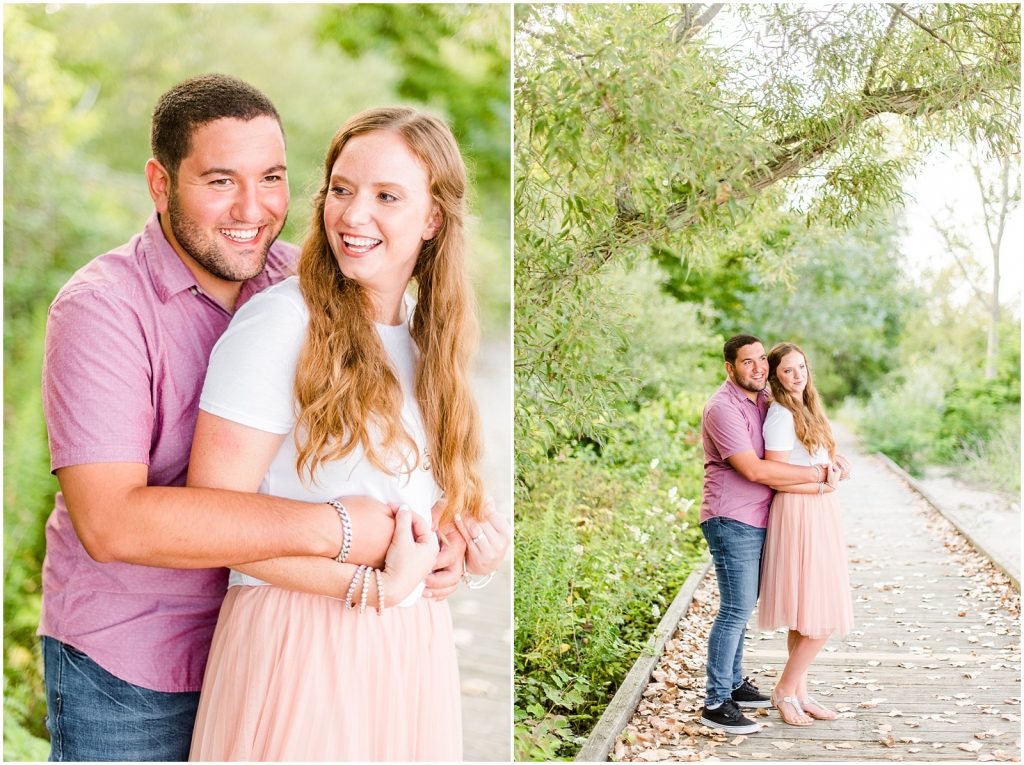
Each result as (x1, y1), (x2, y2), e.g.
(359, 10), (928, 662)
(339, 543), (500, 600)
(700, 699), (761, 734)
(731, 676), (771, 708)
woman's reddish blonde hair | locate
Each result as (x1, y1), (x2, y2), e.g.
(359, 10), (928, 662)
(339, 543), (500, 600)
(293, 107), (484, 524)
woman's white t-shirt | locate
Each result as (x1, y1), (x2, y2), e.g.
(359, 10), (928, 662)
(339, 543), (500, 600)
(199, 276), (442, 605)
(762, 401), (829, 466)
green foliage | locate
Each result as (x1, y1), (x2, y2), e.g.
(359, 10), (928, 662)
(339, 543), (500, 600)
(935, 375), (1021, 461)
(514, 399), (708, 760)
(514, 263), (717, 759)
(957, 414), (1021, 495)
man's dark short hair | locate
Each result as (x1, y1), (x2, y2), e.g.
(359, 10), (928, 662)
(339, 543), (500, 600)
(150, 73), (283, 181)
(723, 334), (763, 365)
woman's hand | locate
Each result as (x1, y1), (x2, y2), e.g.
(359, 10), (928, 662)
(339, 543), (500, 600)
(381, 506), (439, 607)
(834, 454), (852, 480)
(454, 496), (511, 577)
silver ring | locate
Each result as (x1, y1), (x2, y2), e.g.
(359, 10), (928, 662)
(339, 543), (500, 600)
(471, 533), (485, 544)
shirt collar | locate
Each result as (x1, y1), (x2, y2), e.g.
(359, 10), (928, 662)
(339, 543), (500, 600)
(142, 212), (201, 304)
(723, 377), (766, 407)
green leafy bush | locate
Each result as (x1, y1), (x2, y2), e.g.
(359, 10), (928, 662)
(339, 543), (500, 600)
(934, 375), (1021, 460)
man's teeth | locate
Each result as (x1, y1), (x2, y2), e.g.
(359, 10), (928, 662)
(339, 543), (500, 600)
(221, 228), (259, 242)
(343, 235), (381, 248)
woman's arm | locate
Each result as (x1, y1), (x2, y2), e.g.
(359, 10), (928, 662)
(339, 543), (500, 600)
(187, 411), (395, 585)
(232, 508), (437, 606)
(764, 450), (832, 494)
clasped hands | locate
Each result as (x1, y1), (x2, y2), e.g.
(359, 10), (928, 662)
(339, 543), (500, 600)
(340, 494), (510, 603)
(424, 496), (511, 600)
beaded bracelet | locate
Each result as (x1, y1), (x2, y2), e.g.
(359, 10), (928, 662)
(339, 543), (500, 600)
(327, 499), (353, 563)
(359, 566), (371, 614)
(345, 565), (366, 610)
(374, 568), (385, 615)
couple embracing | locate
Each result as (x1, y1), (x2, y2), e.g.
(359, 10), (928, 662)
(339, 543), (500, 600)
(699, 334), (855, 733)
(39, 74), (509, 761)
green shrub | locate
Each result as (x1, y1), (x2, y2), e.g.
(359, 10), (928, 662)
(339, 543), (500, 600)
(955, 410), (1021, 495)
(514, 389), (709, 760)
(853, 365), (945, 475)
(935, 375), (1021, 461)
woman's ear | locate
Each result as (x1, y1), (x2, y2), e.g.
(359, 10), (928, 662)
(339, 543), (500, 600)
(423, 206), (443, 241)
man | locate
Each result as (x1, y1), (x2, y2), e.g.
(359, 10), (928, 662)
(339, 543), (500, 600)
(38, 74), (466, 761)
(698, 334), (844, 734)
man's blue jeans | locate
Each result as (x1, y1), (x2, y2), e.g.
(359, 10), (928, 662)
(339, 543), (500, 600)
(700, 517), (766, 707)
(42, 636), (199, 761)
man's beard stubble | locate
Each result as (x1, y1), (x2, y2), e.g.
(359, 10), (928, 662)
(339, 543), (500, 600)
(167, 189), (285, 282)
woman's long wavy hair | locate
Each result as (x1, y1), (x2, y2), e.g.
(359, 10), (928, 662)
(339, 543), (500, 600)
(293, 107), (485, 525)
(767, 343), (836, 461)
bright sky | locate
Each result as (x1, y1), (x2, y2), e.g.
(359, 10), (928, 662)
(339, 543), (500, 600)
(900, 147), (1022, 310)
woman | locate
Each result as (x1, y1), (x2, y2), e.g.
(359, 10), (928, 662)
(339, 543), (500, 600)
(187, 107), (507, 760)
(757, 342), (854, 726)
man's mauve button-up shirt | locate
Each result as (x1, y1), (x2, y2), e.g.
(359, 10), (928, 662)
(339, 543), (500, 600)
(699, 378), (774, 529)
(39, 212), (297, 692)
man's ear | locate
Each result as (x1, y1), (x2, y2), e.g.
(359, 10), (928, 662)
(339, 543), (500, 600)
(145, 159), (172, 213)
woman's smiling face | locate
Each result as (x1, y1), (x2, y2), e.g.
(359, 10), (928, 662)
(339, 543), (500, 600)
(323, 129), (440, 320)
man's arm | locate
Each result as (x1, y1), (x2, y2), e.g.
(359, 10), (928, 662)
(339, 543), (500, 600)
(59, 463), (394, 569)
(725, 449), (823, 487)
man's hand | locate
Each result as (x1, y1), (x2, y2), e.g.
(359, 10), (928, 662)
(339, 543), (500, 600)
(422, 524), (467, 601)
(454, 496), (510, 576)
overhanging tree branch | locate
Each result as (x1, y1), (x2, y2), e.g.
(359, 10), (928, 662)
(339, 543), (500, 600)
(577, 70), (1012, 269)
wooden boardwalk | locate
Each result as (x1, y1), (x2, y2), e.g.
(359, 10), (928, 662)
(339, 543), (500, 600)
(615, 429), (1020, 762)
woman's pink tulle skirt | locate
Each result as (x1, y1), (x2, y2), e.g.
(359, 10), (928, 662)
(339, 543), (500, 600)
(189, 585), (462, 762)
(757, 491), (855, 639)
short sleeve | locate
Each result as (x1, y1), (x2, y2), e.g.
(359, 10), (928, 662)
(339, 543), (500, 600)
(43, 289), (154, 471)
(763, 404), (796, 451)
(703, 400), (755, 460)
(199, 285), (307, 434)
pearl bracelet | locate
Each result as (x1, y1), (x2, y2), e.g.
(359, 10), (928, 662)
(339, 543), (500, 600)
(374, 568), (385, 615)
(345, 565), (366, 610)
(327, 499), (353, 564)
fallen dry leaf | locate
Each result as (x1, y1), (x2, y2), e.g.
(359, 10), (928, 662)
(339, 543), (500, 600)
(637, 749), (672, 762)
(958, 741), (984, 753)
(770, 741), (794, 750)
(859, 698), (887, 708)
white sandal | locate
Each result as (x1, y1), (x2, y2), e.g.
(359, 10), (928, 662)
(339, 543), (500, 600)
(771, 689), (813, 726)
